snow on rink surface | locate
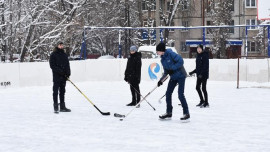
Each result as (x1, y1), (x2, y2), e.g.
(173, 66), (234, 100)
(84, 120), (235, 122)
(1, 78), (270, 152)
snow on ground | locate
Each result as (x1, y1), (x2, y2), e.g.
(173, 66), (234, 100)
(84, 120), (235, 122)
(0, 78), (270, 152)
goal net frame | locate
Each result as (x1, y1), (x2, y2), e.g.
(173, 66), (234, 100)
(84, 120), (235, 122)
(237, 55), (270, 89)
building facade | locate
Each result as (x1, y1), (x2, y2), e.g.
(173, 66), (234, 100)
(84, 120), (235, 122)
(140, 0), (267, 58)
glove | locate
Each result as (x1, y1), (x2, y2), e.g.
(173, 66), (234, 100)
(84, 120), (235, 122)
(157, 80), (163, 87)
(189, 71), (194, 76)
(64, 75), (69, 81)
(168, 70), (174, 75)
(124, 77), (128, 82)
(198, 75), (203, 79)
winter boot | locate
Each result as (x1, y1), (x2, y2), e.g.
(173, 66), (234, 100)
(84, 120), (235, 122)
(196, 101), (204, 107)
(200, 102), (209, 108)
(126, 102), (136, 106)
(60, 102), (71, 112)
(180, 114), (190, 122)
(159, 113), (172, 120)
(54, 103), (59, 113)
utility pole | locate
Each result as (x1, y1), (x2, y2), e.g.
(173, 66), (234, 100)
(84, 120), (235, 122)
(124, 0), (130, 57)
(202, 0), (205, 26)
(147, 0), (152, 45)
(155, 0), (160, 44)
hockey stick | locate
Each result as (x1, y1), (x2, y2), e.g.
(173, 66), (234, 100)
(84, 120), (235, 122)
(114, 75), (169, 120)
(158, 75), (193, 104)
(158, 94), (166, 103)
(67, 78), (110, 116)
(129, 83), (156, 111)
(158, 83), (178, 103)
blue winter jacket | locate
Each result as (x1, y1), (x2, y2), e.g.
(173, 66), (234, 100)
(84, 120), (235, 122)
(160, 49), (186, 80)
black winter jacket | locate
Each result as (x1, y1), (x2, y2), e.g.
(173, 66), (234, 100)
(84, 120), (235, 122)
(125, 52), (142, 84)
(49, 48), (71, 82)
(191, 51), (209, 79)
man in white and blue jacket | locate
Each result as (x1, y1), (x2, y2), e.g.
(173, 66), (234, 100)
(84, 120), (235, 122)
(156, 42), (190, 122)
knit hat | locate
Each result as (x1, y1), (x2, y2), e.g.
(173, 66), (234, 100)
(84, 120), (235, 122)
(156, 42), (166, 52)
(56, 41), (63, 46)
(130, 45), (137, 52)
(197, 44), (204, 50)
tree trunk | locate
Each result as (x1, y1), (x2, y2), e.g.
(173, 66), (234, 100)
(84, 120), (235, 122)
(20, 24), (36, 62)
(1, 3), (6, 58)
(20, 5), (40, 62)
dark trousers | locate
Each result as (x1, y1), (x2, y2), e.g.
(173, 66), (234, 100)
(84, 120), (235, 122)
(196, 78), (208, 103)
(166, 77), (189, 115)
(53, 81), (66, 105)
(130, 82), (140, 103)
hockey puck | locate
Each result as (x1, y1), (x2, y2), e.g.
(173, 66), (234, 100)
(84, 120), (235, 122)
(120, 119), (123, 121)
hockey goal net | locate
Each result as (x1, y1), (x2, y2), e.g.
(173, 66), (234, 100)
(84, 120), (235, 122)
(237, 56), (270, 88)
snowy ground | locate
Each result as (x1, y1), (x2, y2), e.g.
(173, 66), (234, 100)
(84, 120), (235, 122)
(1, 78), (270, 152)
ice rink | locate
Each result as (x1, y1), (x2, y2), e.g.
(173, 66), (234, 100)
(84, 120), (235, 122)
(1, 78), (270, 152)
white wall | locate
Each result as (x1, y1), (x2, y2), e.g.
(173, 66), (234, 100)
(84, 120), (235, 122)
(0, 59), (269, 88)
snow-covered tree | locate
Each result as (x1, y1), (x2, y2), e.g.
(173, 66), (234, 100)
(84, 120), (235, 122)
(207, 0), (233, 58)
(138, 0), (192, 45)
(0, 0), (199, 61)
(254, 20), (270, 55)
(0, 0), (139, 61)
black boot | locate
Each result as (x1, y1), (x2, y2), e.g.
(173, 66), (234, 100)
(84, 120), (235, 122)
(126, 101), (136, 106)
(196, 101), (204, 107)
(180, 114), (190, 122)
(159, 113), (172, 119)
(54, 103), (59, 113)
(200, 102), (209, 108)
(60, 102), (71, 112)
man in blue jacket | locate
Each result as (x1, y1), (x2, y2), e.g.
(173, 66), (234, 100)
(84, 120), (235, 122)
(156, 42), (190, 122)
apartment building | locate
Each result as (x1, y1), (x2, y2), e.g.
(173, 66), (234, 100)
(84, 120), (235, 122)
(140, 0), (266, 58)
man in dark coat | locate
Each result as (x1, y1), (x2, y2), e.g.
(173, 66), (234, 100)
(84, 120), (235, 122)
(156, 42), (190, 122)
(189, 44), (209, 108)
(124, 45), (142, 106)
(49, 41), (71, 113)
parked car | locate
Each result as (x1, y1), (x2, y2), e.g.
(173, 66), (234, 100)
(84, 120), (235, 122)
(98, 55), (115, 59)
(138, 45), (178, 59)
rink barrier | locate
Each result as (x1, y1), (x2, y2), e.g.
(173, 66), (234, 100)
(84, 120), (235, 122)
(0, 59), (269, 88)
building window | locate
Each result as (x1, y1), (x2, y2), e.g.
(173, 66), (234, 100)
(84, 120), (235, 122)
(151, 0), (156, 11)
(230, 0), (234, 11)
(206, 20), (212, 34)
(142, 1), (147, 11)
(246, 0), (256, 8)
(182, 21), (189, 32)
(246, 19), (257, 29)
(228, 20), (234, 33)
(143, 20), (148, 27)
(247, 41), (257, 52)
(182, 0), (188, 10)
(181, 42), (187, 52)
(142, 0), (156, 11)
(206, 0), (211, 12)
(167, 1), (173, 11)
(160, 0), (163, 10)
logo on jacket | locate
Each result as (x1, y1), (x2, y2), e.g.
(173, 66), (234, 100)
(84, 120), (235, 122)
(148, 63), (160, 80)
